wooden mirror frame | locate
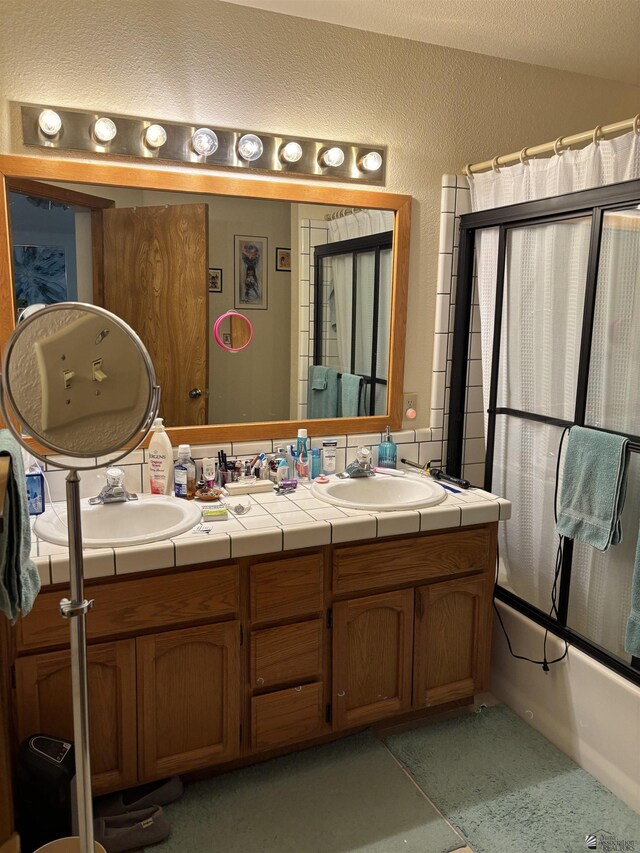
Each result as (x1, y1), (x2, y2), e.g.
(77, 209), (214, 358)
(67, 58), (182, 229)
(0, 153), (410, 450)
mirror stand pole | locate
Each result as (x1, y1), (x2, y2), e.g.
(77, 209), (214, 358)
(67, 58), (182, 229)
(60, 470), (96, 853)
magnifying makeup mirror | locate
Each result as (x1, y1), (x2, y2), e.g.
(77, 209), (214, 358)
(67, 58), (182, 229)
(0, 302), (160, 853)
(213, 310), (253, 353)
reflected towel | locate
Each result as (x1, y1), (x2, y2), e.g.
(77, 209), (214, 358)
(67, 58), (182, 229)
(307, 366), (338, 419)
(340, 373), (363, 418)
(555, 426), (629, 551)
(309, 365), (329, 391)
(0, 431), (40, 621)
(624, 533), (640, 656)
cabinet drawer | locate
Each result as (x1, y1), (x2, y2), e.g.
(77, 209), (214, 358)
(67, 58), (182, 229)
(18, 565), (239, 652)
(251, 619), (323, 690)
(251, 682), (324, 752)
(333, 527), (494, 594)
(250, 553), (323, 624)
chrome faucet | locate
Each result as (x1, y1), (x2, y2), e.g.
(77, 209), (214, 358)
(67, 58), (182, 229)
(89, 467), (138, 504)
(339, 447), (374, 478)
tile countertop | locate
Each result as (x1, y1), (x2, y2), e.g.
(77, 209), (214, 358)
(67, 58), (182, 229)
(31, 478), (512, 587)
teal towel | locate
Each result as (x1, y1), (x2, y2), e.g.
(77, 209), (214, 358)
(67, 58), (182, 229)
(624, 532), (640, 656)
(307, 366), (338, 418)
(0, 430), (40, 621)
(555, 426), (629, 551)
(340, 373), (363, 418)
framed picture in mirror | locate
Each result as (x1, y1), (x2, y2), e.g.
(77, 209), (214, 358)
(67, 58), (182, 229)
(208, 267), (222, 293)
(235, 235), (267, 310)
(276, 247), (291, 271)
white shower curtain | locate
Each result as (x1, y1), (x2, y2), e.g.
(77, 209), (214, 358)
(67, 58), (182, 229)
(469, 130), (640, 659)
(328, 210), (394, 408)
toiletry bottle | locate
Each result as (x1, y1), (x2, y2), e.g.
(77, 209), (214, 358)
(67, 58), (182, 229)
(377, 426), (397, 469)
(174, 443), (196, 499)
(276, 458), (289, 483)
(322, 438), (338, 475)
(296, 428), (309, 480)
(310, 447), (321, 479)
(148, 417), (174, 495)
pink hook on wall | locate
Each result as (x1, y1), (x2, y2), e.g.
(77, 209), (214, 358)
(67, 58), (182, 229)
(213, 310), (254, 352)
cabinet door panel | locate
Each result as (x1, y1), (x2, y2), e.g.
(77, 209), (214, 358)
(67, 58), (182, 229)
(15, 641), (137, 794)
(251, 682), (324, 752)
(333, 589), (413, 729)
(414, 575), (491, 708)
(250, 553), (323, 624)
(251, 619), (323, 690)
(137, 622), (240, 779)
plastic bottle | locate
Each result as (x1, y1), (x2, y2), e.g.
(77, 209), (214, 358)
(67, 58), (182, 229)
(310, 447), (321, 479)
(296, 428), (309, 480)
(377, 426), (398, 469)
(174, 444), (196, 499)
(147, 417), (174, 495)
(322, 439), (338, 475)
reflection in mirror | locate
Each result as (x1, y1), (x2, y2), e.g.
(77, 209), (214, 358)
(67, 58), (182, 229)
(7, 179), (395, 428)
(1, 302), (158, 462)
(214, 310), (253, 352)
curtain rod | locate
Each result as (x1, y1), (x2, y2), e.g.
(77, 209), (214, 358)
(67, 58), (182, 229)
(464, 113), (640, 176)
(325, 207), (362, 220)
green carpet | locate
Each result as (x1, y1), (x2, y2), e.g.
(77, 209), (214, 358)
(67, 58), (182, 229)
(145, 732), (464, 853)
(385, 704), (640, 853)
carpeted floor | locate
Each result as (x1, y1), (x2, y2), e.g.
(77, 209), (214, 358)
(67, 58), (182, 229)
(384, 704), (640, 853)
(146, 732), (465, 853)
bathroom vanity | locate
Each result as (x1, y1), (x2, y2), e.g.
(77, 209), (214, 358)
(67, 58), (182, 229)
(11, 496), (504, 795)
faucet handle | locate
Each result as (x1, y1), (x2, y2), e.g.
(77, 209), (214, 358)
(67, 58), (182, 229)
(105, 467), (125, 487)
(356, 447), (371, 465)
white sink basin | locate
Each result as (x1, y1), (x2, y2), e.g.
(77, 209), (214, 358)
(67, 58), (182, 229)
(310, 472), (446, 512)
(34, 494), (203, 549)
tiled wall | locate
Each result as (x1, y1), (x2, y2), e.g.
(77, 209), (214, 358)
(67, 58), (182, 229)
(297, 218), (331, 418)
(433, 174), (485, 485)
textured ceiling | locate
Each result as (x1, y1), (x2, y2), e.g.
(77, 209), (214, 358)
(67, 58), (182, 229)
(224, 0), (640, 86)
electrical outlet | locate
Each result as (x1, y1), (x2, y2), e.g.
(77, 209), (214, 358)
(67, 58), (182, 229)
(403, 392), (418, 411)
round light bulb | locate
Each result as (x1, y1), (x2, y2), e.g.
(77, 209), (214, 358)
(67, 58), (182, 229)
(360, 151), (383, 172)
(144, 124), (167, 149)
(321, 147), (345, 168)
(38, 109), (62, 137)
(192, 127), (219, 156)
(93, 117), (117, 143)
(237, 134), (264, 162)
(280, 141), (303, 163)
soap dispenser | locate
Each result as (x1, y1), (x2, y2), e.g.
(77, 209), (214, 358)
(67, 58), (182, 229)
(377, 426), (397, 469)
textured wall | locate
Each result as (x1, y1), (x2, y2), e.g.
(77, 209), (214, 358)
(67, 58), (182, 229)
(1, 0), (639, 426)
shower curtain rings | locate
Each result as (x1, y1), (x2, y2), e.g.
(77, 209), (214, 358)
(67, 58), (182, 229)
(491, 156), (501, 172)
(463, 163), (472, 177)
(592, 125), (602, 147)
(519, 147), (529, 165)
(633, 114), (640, 135)
(553, 137), (565, 157)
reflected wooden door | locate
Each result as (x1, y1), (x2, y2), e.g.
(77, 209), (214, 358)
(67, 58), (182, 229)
(102, 204), (209, 425)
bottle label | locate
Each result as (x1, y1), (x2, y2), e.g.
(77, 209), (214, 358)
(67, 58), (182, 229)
(175, 465), (188, 497)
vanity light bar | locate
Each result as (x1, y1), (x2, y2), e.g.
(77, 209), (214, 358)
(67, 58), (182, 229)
(20, 104), (387, 185)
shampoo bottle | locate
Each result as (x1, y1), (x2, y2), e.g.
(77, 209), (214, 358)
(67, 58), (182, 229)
(174, 443), (196, 499)
(148, 417), (174, 495)
(377, 426), (397, 469)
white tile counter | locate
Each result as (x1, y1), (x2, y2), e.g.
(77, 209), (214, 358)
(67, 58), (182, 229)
(31, 478), (511, 587)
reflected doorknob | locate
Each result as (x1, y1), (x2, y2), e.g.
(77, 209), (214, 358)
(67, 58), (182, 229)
(189, 388), (202, 399)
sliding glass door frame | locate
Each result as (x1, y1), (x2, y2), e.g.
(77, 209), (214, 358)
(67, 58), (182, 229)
(447, 177), (640, 685)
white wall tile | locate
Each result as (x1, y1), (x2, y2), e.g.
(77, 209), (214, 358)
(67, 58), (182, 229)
(231, 440), (273, 456)
(435, 293), (451, 335)
(463, 437), (486, 465)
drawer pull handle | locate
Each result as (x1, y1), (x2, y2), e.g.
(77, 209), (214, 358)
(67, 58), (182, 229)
(337, 690), (346, 697)
(294, 685), (302, 692)
(256, 677), (264, 686)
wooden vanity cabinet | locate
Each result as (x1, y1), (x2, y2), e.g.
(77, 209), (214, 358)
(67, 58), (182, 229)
(10, 524), (497, 794)
(247, 552), (327, 754)
(14, 640), (138, 794)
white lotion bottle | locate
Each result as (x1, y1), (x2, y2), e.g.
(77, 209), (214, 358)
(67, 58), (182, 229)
(147, 417), (174, 495)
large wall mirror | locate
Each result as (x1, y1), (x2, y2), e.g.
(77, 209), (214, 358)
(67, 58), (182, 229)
(0, 154), (410, 447)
